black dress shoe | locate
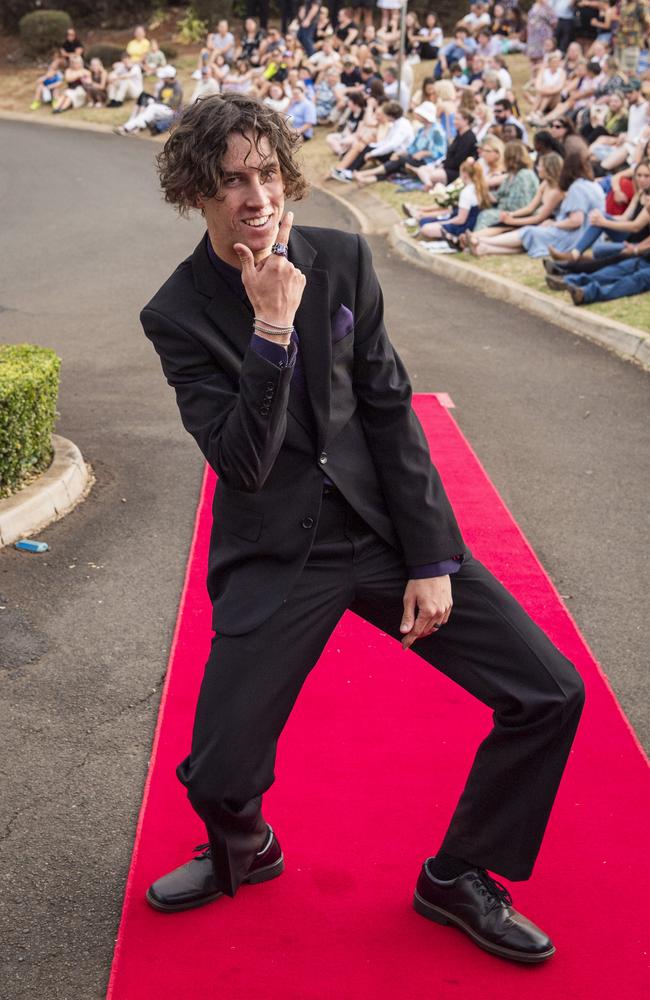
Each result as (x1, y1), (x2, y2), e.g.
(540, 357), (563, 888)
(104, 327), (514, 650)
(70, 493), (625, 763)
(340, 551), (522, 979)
(545, 274), (568, 292)
(543, 258), (567, 276)
(414, 859), (555, 963)
(146, 826), (284, 913)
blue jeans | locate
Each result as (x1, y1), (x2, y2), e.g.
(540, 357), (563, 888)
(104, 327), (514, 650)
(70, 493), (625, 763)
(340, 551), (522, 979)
(564, 256), (650, 303)
(576, 222), (628, 259)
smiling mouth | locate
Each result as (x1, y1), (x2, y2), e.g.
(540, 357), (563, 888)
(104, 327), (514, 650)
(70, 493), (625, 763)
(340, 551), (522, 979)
(242, 214), (273, 228)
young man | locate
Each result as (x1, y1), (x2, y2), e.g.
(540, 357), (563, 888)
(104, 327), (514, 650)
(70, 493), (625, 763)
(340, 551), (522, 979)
(141, 94), (584, 964)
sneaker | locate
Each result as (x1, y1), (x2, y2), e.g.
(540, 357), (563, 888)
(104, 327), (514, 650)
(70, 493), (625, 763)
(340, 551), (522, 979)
(29, 100), (41, 111)
(330, 167), (353, 183)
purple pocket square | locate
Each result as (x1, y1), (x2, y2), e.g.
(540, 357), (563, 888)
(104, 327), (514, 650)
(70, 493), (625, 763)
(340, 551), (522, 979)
(332, 304), (354, 343)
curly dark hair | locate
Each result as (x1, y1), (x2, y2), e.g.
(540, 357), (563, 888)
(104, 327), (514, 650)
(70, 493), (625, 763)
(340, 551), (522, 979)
(156, 94), (309, 217)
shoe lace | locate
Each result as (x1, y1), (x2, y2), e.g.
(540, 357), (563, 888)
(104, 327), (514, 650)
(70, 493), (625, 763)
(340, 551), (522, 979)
(192, 843), (211, 859)
(472, 869), (513, 912)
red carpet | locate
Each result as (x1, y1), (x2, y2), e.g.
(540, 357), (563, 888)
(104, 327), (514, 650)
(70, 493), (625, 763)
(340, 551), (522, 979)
(107, 396), (649, 1000)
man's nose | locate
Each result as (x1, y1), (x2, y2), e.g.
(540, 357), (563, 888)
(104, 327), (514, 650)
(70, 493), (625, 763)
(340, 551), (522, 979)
(245, 177), (271, 208)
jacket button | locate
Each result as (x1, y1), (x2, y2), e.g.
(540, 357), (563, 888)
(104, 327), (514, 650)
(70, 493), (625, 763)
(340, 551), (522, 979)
(319, 452), (328, 465)
(266, 380), (274, 388)
(301, 516), (314, 529)
(259, 405), (269, 416)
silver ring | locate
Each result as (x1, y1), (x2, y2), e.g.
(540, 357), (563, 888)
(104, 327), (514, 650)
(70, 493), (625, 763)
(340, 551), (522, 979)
(271, 242), (288, 257)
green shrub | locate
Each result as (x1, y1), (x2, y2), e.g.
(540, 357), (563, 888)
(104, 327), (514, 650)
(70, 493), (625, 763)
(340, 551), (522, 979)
(19, 9), (72, 57)
(19, 9), (71, 57)
(160, 43), (178, 61)
(85, 43), (125, 68)
(0, 345), (61, 499)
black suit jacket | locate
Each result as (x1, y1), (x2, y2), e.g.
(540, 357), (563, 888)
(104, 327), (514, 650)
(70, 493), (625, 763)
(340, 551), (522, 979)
(141, 225), (465, 634)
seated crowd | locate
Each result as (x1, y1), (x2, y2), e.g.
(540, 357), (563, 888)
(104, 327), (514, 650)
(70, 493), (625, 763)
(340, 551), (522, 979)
(30, 4), (650, 305)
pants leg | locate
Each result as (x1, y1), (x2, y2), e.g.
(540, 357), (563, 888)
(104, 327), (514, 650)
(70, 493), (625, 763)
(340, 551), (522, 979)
(565, 257), (650, 302)
(348, 539), (585, 881)
(177, 494), (356, 895)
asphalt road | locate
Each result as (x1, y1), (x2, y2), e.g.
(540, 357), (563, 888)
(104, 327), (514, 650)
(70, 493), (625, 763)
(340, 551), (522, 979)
(0, 120), (648, 1000)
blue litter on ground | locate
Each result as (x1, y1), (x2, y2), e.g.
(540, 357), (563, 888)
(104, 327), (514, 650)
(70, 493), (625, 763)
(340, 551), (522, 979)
(15, 540), (49, 553)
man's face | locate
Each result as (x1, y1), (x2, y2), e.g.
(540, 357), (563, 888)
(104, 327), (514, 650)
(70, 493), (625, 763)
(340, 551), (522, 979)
(494, 104), (509, 122)
(199, 132), (285, 269)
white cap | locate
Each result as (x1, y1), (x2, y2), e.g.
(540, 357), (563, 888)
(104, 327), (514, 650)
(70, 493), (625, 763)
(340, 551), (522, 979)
(157, 65), (177, 79)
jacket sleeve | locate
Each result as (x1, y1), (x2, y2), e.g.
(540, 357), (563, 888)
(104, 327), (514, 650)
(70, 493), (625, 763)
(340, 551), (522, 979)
(141, 306), (294, 492)
(351, 235), (465, 565)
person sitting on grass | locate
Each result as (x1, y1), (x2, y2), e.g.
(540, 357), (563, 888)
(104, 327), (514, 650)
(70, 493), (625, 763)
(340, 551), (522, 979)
(106, 54), (143, 108)
(330, 100), (414, 182)
(58, 26), (84, 68)
(286, 82), (318, 140)
(477, 133), (507, 188)
(314, 68), (346, 124)
(408, 109), (479, 189)
(544, 210), (650, 304)
(205, 19), (236, 66)
(415, 157), (492, 245)
(30, 58), (65, 110)
(528, 51), (567, 123)
(549, 158), (650, 260)
(82, 57), (109, 108)
(472, 140), (540, 229)
(352, 102), (446, 186)
(466, 152), (565, 254)
(143, 39), (167, 79)
(52, 55), (91, 114)
(326, 92), (368, 156)
(113, 65), (182, 136)
(126, 24), (151, 65)
(519, 146), (606, 257)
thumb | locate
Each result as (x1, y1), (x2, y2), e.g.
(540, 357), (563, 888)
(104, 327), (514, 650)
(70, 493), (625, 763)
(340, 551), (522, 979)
(233, 242), (255, 277)
(400, 595), (415, 634)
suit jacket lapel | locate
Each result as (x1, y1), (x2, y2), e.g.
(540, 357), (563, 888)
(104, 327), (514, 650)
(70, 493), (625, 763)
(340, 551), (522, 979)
(290, 229), (331, 454)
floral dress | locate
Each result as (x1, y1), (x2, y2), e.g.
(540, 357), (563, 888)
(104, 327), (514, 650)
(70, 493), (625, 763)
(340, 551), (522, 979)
(475, 169), (540, 230)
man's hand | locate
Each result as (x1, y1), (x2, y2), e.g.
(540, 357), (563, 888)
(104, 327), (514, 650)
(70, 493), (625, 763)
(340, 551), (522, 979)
(233, 211), (306, 332)
(400, 576), (452, 651)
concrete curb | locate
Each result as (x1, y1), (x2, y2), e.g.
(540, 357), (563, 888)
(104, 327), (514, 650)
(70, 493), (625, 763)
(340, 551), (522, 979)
(0, 107), (115, 135)
(390, 225), (650, 369)
(315, 179), (650, 371)
(0, 435), (93, 547)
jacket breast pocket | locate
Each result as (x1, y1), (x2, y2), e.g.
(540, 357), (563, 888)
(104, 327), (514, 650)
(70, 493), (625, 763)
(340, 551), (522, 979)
(221, 504), (264, 542)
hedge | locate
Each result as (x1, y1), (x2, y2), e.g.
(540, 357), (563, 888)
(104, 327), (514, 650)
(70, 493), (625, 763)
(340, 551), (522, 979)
(19, 9), (71, 58)
(85, 43), (125, 68)
(0, 345), (61, 499)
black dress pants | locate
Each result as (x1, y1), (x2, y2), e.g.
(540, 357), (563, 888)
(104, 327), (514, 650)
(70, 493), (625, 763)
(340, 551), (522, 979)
(177, 491), (585, 896)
